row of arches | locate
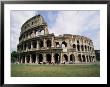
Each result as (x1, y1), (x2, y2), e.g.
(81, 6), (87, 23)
(73, 44), (93, 51)
(18, 39), (93, 52)
(18, 39), (52, 51)
(19, 53), (60, 64)
(19, 53), (95, 64)
(20, 29), (45, 42)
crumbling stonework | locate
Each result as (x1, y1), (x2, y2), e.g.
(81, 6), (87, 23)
(17, 14), (96, 64)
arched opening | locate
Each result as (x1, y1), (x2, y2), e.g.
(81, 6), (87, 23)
(38, 54), (43, 63)
(73, 44), (76, 48)
(92, 56), (95, 62)
(28, 42), (31, 49)
(32, 41), (36, 48)
(27, 55), (30, 63)
(77, 45), (80, 51)
(81, 45), (84, 51)
(85, 45), (87, 51)
(77, 40), (79, 44)
(47, 40), (51, 47)
(86, 56), (89, 62)
(89, 55), (91, 62)
(32, 54), (36, 63)
(70, 54), (75, 62)
(39, 40), (43, 48)
(20, 57), (22, 63)
(82, 55), (86, 62)
(30, 31), (33, 37)
(24, 43), (26, 50)
(56, 42), (60, 47)
(46, 54), (51, 63)
(22, 56), (25, 63)
(88, 46), (89, 51)
(54, 53), (60, 63)
(64, 54), (68, 62)
(21, 45), (23, 50)
(62, 41), (67, 47)
(78, 54), (82, 62)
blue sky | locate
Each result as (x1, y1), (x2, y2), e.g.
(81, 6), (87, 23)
(10, 10), (100, 51)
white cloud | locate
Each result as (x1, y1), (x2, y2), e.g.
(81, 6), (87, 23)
(10, 11), (37, 51)
(49, 11), (100, 50)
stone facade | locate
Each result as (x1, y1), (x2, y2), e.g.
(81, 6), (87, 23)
(17, 14), (96, 64)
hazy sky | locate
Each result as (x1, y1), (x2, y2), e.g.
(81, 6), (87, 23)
(10, 10), (100, 52)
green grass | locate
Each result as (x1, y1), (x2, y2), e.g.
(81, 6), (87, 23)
(11, 64), (100, 77)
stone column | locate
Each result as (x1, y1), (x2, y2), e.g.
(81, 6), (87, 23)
(51, 37), (54, 47)
(51, 53), (54, 63)
(60, 52), (63, 63)
(74, 53), (78, 63)
(88, 56), (90, 62)
(76, 44), (78, 52)
(25, 55), (27, 64)
(33, 30), (35, 37)
(43, 53), (46, 63)
(29, 54), (32, 63)
(37, 41), (39, 49)
(68, 53), (70, 63)
(43, 39), (46, 48)
(31, 42), (33, 50)
(35, 53), (38, 64)
(83, 45), (85, 52)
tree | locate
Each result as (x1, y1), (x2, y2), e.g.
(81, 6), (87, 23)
(11, 51), (18, 63)
(95, 50), (100, 61)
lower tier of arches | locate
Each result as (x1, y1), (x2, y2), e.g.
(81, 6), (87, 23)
(17, 52), (96, 64)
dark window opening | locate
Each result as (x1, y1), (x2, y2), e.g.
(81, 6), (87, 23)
(62, 41), (67, 47)
(64, 54), (68, 62)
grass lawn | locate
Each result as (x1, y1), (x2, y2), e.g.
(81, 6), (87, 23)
(11, 63), (100, 77)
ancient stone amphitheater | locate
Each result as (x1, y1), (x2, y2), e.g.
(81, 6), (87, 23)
(17, 14), (96, 64)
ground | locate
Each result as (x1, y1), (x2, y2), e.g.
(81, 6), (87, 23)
(11, 62), (100, 77)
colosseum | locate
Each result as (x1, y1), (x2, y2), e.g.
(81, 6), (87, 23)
(17, 14), (96, 64)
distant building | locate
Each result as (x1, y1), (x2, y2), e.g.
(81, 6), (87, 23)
(17, 14), (96, 64)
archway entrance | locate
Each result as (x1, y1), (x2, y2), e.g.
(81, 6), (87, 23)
(46, 54), (51, 63)
(38, 54), (43, 63)
(39, 40), (43, 48)
(70, 54), (75, 62)
(54, 53), (60, 63)
(78, 54), (82, 62)
(82, 55), (86, 62)
(64, 54), (68, 62)
(32, 54), (36, 63)
(77, 45), (80, 51)
(86, 56), (89, 62)
(22, 56), (25, 63)
(47, 40), (51, 47)
(89, 55), (91, 62)
(27, 55), (30, 63)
